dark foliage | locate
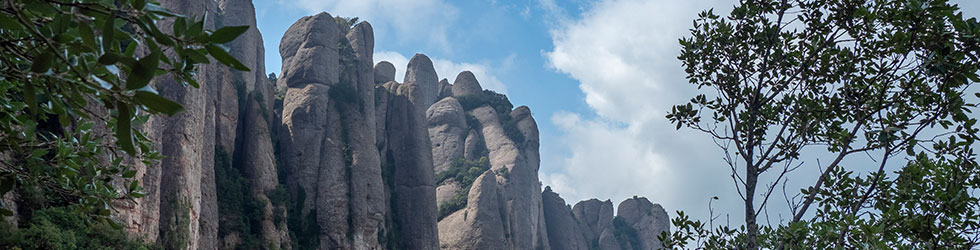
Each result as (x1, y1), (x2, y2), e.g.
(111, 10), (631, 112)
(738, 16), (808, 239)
(0, 207), (156, 249)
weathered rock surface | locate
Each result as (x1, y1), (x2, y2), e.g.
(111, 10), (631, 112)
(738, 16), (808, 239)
(404, 54), (440, 107)
(438, 172), (506, 249)
(374, 61), (396, 84)
(452, 71), (483, 97)
(438, 78), (452, 100)
(438, 103), (547, 249)
(241, 95), (290, 249)
(463, 128), (486, 161)
(278, 14), (341, 88)
(617, 197), (670, 250)
(427, 97), (467, 174)
(542, 187), (588, 250)
(378, 82), (440, 249)
(95, 6), (675, 250)
(435, 181), (462, 205)
(574, 199), (620, 249)
(278, 13), (386, 249)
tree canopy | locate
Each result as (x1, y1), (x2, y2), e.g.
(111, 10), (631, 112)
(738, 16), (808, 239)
(0, 0), (248, 229)
(666, 0), (980, 248)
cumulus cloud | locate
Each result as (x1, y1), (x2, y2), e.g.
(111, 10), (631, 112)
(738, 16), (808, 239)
(542, 0), (741, 216)
(278, 0), (458, 50)
(374, 51), (508, 94)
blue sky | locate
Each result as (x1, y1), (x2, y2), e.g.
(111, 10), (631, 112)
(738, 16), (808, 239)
(254, 0), (980, 224)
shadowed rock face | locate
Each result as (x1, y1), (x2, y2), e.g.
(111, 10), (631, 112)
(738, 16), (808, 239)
(278, 13), (387, 249)
(404, 54), (440, 108)
(374, 61), (396, 84)
(377, 81), (440, 249)
(542, 187), (588, 250)
(617, 197), (670, 250)
(574, 199), (620, 250)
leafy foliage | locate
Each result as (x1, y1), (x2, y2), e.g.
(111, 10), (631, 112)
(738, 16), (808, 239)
(214, 147), (263, 249)
(0, 207), (156, 249)
(334, 16), (359, 32)
(457, 90), (526, 145)
(0, 0), (249, 226)
(665, 0), (980, 249)
(436, 157), (490, 219)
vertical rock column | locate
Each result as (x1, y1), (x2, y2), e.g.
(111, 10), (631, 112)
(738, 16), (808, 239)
(278, 13), (386, 249)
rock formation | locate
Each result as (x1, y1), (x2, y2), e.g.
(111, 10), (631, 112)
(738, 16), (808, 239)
(71, 4), (672, 250)
(452, 71), (483, 97)
(404, 54), (440, 107)
(617, 197), (671, 250)
(427, 97), (467, 173)
(374, 61), (396, 84)
(542, 187), (589, 250)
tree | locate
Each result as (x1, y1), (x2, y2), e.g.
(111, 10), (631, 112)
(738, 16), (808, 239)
(0, 0), (249, 227)
(665, 0), (980, 249)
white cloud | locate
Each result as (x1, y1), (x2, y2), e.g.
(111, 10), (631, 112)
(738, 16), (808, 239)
(542, 0), (741, 216)
(279, 0), (458, 50)
(375, 51), (508, 94)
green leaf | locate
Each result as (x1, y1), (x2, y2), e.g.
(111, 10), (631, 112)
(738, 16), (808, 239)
(102, 11), (116, 53)
(31, 51), (54, 73)
(116, 101), (135, 155)
(97, 52), (119, 65)
(125, 51), (160, 90)
(209, 25), (249, 43)
(135, 90), (184, 115)
(122, 170), (137, 178)
(24, 79), (37, 116)
(78, 21), (96, 47)
(206, 44), (250, 71)
(0, 209), (12, 217)
(0, 174), (14, 194)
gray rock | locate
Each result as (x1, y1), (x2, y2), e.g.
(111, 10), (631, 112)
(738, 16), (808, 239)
(542, 187), (588, 250)
(617, 197), (670, 250)
(438, 78), (452, 100)
(378, 82), (441, 249)
(241, 96), (289, 249)
(438, 105), (548, 250)
(573, 199), (618, 249)
(278, 12), (386, 249)
(436, 181), (463, 205)
(375, 61), (396, 84)
(427, 97), (467, 174)
(438, 171), (506, 249)
(279, 13), (341, 88)
(463, 128), (486, 161)
(404, 53), (440, 107)
(452, 71), (483, 97)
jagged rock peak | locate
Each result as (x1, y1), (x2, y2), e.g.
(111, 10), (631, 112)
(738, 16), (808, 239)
(437, 78), (452, 100)
(617, 197), (670, 250)
(542, 187), (589, 250)
(404, 53), (440, 107)
(452, 71), (483, 97)
(278, 12), (341, 88)
(375, 61), (396, 84)
(346, 21), (374, 60)
(573, 199), (619, 249)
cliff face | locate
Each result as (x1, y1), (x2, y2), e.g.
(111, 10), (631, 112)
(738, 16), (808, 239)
(105, 4), (669, 250)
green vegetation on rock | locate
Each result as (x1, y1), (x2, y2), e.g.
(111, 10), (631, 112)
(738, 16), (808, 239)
(0, 207), (157, 250)
(457, 90), (526, 145)
(436, 157), (490, 219)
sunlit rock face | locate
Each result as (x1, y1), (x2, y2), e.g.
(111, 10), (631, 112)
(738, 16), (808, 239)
(106, 5), (669, 250)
